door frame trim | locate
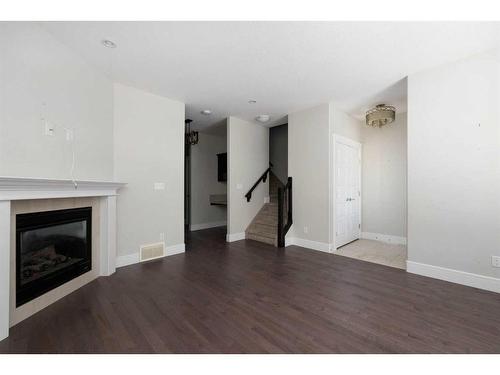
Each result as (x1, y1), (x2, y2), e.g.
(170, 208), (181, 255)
(332, 134), (362, 250)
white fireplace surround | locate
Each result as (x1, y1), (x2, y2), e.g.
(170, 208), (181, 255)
(0, 176), (126, 341)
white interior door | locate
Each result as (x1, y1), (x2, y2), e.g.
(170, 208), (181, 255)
(335, 136), (361, 248)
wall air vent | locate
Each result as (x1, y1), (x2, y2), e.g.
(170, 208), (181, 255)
(140, 242), (165, 262)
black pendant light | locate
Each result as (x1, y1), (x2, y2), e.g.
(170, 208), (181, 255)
(185, 119), (199, 146)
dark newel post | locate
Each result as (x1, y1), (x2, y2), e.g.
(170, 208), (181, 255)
(287, 177), (292, 225)
(278, 187), (284, 247)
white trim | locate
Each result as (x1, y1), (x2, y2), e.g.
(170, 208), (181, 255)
(116, 253), (139, 268)
(116, 243), (185, 268)
(0, 176), (126, 201)
(165, 243), (185, 255)
(286, 237), (332, 253)
(332, 134), (362, 250)
(190, 221), (227, 231)
(226, 232), (245, 242)
(99, 196), (117, 276)
(361, 232), (407, 245)
(0, 201), (11, 341)
(407, 261), (500, 294)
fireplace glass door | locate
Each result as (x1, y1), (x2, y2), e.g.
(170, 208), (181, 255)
(16, 207), (92, 306)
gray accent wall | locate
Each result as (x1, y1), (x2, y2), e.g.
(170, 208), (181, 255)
(269, 124), (288, 184)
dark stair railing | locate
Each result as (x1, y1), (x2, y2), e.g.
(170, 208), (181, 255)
(277, 177), (292, 247)
(245, 163), (273, 202)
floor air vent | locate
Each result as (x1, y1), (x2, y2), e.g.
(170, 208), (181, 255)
(140, 242), (165, 262)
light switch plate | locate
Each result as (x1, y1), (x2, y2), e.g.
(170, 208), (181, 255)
(44, 120), (55, 136)
(154, 182), (165, 190)
(492, 256), (500, 268)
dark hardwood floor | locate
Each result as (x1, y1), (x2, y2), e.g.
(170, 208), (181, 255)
(1, 226), (500, 353)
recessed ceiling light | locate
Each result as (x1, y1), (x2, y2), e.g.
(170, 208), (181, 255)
(200, 109), (212, 115)
(248, 100), (257, 104)
(256, 115), (270, 123)
(101, 39), (117, 48)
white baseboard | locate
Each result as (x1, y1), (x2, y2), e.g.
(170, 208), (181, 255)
(116, 253), (139, 268)
(285, 237), (332, 253)
(226, 232), (245, 242)
(407, 261), (500, 294)
(361, 232), (407, 245)
(190, 221), (226, 231)
(116, 243), (185, 268)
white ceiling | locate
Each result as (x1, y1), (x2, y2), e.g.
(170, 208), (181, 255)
(40, 21), (500, 130)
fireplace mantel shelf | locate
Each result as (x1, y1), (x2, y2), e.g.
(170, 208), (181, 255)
(0, 176), (126, 201)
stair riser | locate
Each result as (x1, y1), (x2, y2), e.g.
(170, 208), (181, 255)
(246, 233), (277, 246)
(248, 223), (277, 236)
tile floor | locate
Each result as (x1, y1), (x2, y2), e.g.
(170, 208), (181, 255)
(335, 239), (407, 269)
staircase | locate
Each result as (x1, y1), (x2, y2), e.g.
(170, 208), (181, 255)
(245, 172), (283, 246)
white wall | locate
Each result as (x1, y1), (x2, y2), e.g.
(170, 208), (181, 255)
(362, 113), (407, 238)
(407, 54), (500, 291)
(113, 83), (185, 257)
(288, 104), (331, 247)
(331, 104), (363, 143)
(227, 117), (269, 239)
(190, 131), (227, 229)
(0, 23), (113, 180)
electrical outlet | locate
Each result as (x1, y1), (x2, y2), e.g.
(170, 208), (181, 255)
(492, 256), (500, 268)
(304, 226), (309, 234)
(65, 128), (74, 141)
(159, 233), (165, 241)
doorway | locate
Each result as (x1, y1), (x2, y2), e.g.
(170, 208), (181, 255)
(334, 135), (362, 248)
(333, 113), (408, 270)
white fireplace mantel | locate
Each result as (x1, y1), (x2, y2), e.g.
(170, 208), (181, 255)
(0, 176), (126, 341)
(0, 176), (126, 201)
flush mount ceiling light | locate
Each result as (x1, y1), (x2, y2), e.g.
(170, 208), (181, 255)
(255, 115), (270, 123)
(248, 100), (257, 104)
(366, 104), (396, 127)
(101, 39), (117, 48)
(200, 109), (212, 115)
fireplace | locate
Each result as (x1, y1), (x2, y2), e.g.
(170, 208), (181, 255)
(16, 207), (92, 307)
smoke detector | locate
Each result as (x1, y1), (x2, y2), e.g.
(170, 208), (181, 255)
(101, 39), (117, 48)
(200, 109), (212, 115)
